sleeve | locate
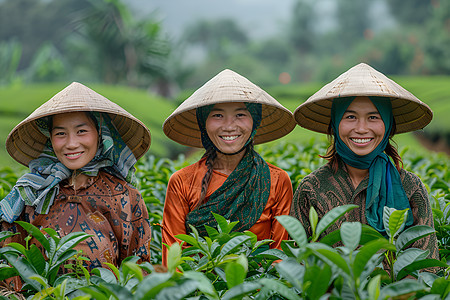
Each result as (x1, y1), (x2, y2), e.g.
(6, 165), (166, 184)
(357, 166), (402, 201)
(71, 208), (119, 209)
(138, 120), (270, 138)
(290, 177), (314, 237)
(161, 172), (192, 267)
(120, 185), (152, 263)
(407, 173), (440, 260)
(269, 170), (293, 249)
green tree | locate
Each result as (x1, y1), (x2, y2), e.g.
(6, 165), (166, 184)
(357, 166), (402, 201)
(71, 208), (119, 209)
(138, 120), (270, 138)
(184, 18), (248, 60)
(288, 0), (316, 54)
(385, 0), (433, 26)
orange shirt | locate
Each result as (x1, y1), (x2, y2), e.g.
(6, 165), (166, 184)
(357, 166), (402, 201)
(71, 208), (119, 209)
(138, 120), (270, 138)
(162, 157), (293, 266)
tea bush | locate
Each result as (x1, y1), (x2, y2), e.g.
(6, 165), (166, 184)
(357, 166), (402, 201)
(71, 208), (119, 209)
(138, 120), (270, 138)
(1, 140), (450, 299)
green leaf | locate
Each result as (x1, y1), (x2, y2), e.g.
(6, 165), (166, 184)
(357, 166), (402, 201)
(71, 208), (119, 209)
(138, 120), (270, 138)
(91, 267), (117, 284)
(184, 271), (219, 299)
(384, 207), (408, 239)
(0, 266), (18, 281)
(15, 221), (50, 252)
(315, 204), (358, 241)
(122, 261), (143, 282)
(220, 235), (251, 258)
(340, 222), (361, 251)
(155, 279), (198, 299)
(212, 212), (231, 234)
(393, 248), (429, 279)
(396, 259), (449, 280)
(275, 257), (304, 291)
(255, 249), (288, 261)
(175, 234), (200, 248)
(26, 244), (47, 275)
(307, 264), (332, 300)
(167, 242), (182, 273)
(309, 206), (318, 239)
(259, 278), (301, 300)
(367, 274), (381, 300)
(0, 231), (16, 242)
(353, 239), (393, 279)
(225, 261), (246, 289)
(3, 253), (42, 291)
(53, 232), (91, 262)
(222, 281), (262, 300)
(379, 279), (426, 299)
(430, 277), (450, 298)
(307, 243), (351, 275)
(276, 215), (308, 247)
(396, 225), (436, 252)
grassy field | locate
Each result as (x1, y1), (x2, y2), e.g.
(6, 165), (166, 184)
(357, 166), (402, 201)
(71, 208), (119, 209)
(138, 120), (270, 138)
(0, 77), (448, 171)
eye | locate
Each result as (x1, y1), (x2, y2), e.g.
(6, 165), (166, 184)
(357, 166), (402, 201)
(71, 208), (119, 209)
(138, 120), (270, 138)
(53, 131), (65, 137)
(210, 113), (223, 118)
(344, 114), (356, 119)
(369, 115), (380, 120)
(77, 129), (88, 134)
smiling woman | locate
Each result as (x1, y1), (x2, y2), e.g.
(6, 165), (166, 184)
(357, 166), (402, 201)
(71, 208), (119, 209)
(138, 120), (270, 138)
(0, 82), (152, 290)
(161, 69), (296, 267)
(290, 63), (439, 260)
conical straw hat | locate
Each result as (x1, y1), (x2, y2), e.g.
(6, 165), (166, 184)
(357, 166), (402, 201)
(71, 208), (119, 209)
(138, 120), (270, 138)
(294, 63), (433, 134)
(163, 69), (296, 148)
(6, 82), (151, 167)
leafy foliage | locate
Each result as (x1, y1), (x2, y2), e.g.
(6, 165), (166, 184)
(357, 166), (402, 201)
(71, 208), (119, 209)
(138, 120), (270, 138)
(1, 140), (450, 299)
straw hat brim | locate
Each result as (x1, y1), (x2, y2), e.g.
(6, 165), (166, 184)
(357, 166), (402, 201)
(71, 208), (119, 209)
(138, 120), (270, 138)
(6, 82), (151, 167)
(294, 63), (433, 134)
(163, 69), (296, 148)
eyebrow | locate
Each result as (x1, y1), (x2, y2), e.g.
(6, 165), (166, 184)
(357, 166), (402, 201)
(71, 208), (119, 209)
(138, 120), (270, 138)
(210, 107), (249, 112)
(52, 122), (90, 131)
(345, 109), (380, 115)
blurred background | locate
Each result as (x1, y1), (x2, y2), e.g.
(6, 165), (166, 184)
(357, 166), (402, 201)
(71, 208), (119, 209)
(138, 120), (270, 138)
(0, 0), (449, 170)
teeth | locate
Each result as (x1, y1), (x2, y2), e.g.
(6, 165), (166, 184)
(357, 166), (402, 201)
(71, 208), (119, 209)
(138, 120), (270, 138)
(221, 136), (238, 141)
(351, 138), (372, 144)
(66, 152), (81, 157)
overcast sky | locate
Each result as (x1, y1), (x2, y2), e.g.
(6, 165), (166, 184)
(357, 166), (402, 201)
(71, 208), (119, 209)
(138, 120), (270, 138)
(125, 0), (298, 40)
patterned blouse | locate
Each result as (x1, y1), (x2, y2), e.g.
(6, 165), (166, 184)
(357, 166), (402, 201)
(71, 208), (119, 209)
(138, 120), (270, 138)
(1, 171), (152, 270)
(290, 158), (439, 259)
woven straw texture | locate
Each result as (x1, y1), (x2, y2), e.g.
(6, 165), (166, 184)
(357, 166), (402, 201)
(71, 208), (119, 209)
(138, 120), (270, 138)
(163, 69), (296, 148)
(294, 63), (433, 134)
(6, 82), (151, 167)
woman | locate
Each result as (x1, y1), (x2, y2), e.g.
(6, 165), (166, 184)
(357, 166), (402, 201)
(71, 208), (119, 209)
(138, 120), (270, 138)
(162, 69), (296, 266)
(0, 82), (152, 272)
(290, 63), (438, 258)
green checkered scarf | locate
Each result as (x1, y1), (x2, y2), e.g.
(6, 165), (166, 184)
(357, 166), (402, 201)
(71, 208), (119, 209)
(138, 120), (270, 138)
(186, 103), (271, 236)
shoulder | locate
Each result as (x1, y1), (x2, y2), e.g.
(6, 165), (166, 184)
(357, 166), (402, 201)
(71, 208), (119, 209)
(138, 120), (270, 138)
(399, 169), (427, 196)
(266, 162), (290, 182)
(168, 158), (206, 185)
(299, 162), (333, 187)
(99, 171), (140, 194)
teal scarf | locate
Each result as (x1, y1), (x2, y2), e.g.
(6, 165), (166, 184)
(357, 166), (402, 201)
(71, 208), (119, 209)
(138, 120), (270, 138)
(331, 96), (413, 235)
(0, 112), (137, 223)
(187, 103), (271, 236)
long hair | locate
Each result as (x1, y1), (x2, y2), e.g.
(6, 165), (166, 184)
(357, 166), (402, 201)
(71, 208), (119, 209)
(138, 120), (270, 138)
(321, 123), (403, 173)
(195, 143), (254, 209)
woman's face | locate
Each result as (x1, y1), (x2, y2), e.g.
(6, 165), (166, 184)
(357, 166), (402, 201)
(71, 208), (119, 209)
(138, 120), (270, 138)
(205, 102), (253, 154)
(338, 96), (386, 156)
(50, 112), (99, 170)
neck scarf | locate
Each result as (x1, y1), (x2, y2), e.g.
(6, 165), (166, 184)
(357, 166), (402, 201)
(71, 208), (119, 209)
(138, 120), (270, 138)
(331, 96), (413, 235)
(187, 103), (270, 236)
(0, 112), (137, 223)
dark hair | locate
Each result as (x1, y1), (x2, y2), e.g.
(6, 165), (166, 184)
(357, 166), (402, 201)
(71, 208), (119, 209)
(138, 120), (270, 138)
(195, 143), (253, 209)
(321, 122), (403, 173)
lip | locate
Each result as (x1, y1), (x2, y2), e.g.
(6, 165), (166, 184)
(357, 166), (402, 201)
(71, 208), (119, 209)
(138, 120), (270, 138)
(220, 135), (240, 142)
(350, 137), (373, 146)
(64, 151), (84, 159)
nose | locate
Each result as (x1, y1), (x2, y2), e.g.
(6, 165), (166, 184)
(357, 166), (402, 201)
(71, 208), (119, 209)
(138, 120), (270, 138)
(66, 134), (80, 149)
(222, 116), (237, 131)
(355, 119), (369, 133)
